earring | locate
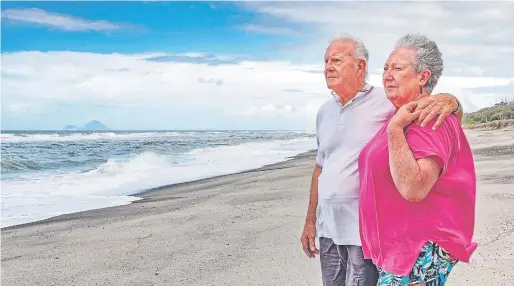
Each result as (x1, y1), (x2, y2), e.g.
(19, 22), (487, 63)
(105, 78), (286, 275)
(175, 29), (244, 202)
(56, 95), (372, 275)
(419, 86), (423, 95)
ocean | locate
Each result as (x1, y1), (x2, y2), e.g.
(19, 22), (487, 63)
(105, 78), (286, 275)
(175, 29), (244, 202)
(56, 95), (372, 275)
(1, 130), (317, 228)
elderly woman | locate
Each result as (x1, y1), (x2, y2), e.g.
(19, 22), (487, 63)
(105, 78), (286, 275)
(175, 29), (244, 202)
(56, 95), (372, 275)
(358, 34), (477, 286)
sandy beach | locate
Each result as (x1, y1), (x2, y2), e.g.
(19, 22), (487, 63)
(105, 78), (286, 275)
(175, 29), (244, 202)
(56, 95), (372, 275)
(2, 129), (513, 286)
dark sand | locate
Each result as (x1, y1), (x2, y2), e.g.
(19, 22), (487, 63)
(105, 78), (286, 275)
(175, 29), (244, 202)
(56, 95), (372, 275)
(2, 130), (513, 285)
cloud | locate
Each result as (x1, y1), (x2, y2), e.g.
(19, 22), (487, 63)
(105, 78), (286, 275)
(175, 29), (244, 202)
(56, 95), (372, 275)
(2, 50), (513, 130)
(1, 8), (128, 32)
(460, 81), (514, 111)
(242, 2), (514, 78)
(238, 24), (297, 35)
(198, 77), (223, 85)
(5, 102), (42, 114)
(144, 53), (243, 66)
(282, 88), (303, 93)
(294, 67), (324, 74)
(1, 51), (330, 130)
(241, 103), (296, 116)
(3, 2), (513, 130)
(445, 27), (474, 38)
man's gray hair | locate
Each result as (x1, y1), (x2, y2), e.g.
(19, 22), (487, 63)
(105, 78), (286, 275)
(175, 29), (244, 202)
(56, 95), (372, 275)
(394, 33), (444, 93)
(329, 34), (369, 79)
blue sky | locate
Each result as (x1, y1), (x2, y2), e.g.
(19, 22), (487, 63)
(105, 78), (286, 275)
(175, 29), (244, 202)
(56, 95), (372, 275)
(2, 2), (308, 58)
(2, 1), (514, 130)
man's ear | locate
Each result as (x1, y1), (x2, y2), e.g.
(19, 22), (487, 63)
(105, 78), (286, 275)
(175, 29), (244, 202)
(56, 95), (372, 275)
(358, 60), (366, 75)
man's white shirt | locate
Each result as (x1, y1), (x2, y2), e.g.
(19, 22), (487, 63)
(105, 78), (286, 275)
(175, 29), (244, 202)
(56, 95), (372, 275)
(315, 84), (394, 245)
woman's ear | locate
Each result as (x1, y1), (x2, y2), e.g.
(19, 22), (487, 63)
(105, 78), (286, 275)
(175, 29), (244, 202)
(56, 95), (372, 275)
(419, 70), (432, 87)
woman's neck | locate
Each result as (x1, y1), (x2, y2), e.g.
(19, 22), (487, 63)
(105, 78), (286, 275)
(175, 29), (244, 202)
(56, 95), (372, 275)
(393, 92), (431, 110)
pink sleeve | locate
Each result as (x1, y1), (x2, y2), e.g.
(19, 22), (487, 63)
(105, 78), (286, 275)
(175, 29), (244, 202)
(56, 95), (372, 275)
(405, 117), (456, 176)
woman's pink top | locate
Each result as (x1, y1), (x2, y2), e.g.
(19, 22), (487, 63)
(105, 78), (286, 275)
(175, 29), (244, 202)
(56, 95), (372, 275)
(358, 114), (478, 276)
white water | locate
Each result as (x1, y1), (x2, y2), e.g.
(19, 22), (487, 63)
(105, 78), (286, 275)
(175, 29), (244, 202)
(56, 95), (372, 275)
(0, 131), (184, 142)
(1, 137), (316, 227)
(0, 130), (312, 143)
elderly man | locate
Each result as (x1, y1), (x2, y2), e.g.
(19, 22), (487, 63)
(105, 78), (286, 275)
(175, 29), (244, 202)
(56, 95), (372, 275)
(300, 35), (463, 286)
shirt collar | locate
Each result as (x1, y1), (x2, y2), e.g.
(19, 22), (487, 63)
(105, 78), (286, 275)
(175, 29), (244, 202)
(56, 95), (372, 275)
(333, 83), (374, 108)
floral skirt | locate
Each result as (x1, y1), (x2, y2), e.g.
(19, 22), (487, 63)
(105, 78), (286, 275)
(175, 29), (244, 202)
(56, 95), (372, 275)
(377, 241), (459, 286)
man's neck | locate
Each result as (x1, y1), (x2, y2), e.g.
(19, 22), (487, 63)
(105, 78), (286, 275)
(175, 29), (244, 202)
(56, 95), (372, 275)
(334, 81), (366, 105)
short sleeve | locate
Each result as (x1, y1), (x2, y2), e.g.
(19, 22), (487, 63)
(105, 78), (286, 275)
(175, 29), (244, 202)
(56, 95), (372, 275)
(315, 136), (324, 167)
(404, 116), (457, 177)
(315, 108), (324, 168)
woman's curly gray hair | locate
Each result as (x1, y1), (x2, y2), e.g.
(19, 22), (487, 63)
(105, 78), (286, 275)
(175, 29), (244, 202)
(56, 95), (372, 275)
(395, 33), (444, 93)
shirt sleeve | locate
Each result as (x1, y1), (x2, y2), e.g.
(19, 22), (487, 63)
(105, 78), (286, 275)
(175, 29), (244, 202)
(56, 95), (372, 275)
(404, 116), (457, 177)
(315, 108), (324, 168)
(315, 136), (323, 168)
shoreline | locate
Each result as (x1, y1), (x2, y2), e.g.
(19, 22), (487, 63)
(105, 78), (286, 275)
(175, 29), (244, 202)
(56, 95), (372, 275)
(2, 129), (513, 286)
(137, 149), (317, 197)
(1, 149), (318, 231)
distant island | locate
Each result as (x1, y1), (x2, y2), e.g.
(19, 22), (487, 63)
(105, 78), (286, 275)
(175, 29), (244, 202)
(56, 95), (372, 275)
(63, 120), (110, 131)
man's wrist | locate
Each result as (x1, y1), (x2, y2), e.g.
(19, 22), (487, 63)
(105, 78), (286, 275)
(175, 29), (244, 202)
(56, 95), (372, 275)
(304, 215), (316, 227)
(453, 97), (462, 114)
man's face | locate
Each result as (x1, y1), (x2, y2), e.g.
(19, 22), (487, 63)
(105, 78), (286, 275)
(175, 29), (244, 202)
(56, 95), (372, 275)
(324, 41), (362, 91)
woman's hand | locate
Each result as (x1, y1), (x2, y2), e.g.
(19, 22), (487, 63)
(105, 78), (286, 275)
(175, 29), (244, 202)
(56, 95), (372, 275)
(388, 102), (422, 131)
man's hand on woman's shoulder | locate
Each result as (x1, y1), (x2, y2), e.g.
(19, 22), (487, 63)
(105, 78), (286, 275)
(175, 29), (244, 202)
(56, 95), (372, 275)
(414, 93), (461, 130)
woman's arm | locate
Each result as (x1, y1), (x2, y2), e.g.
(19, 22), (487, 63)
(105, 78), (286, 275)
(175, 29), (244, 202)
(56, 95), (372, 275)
(387, 125), (441, 202)
(386, 102), (446, 202)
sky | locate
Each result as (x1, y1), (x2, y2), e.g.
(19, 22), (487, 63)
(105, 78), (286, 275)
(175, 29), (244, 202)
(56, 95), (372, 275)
(2, 1), (514, 131)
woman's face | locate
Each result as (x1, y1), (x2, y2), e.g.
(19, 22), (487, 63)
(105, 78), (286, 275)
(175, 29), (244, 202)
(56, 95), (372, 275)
(383, 47), (430, 108)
